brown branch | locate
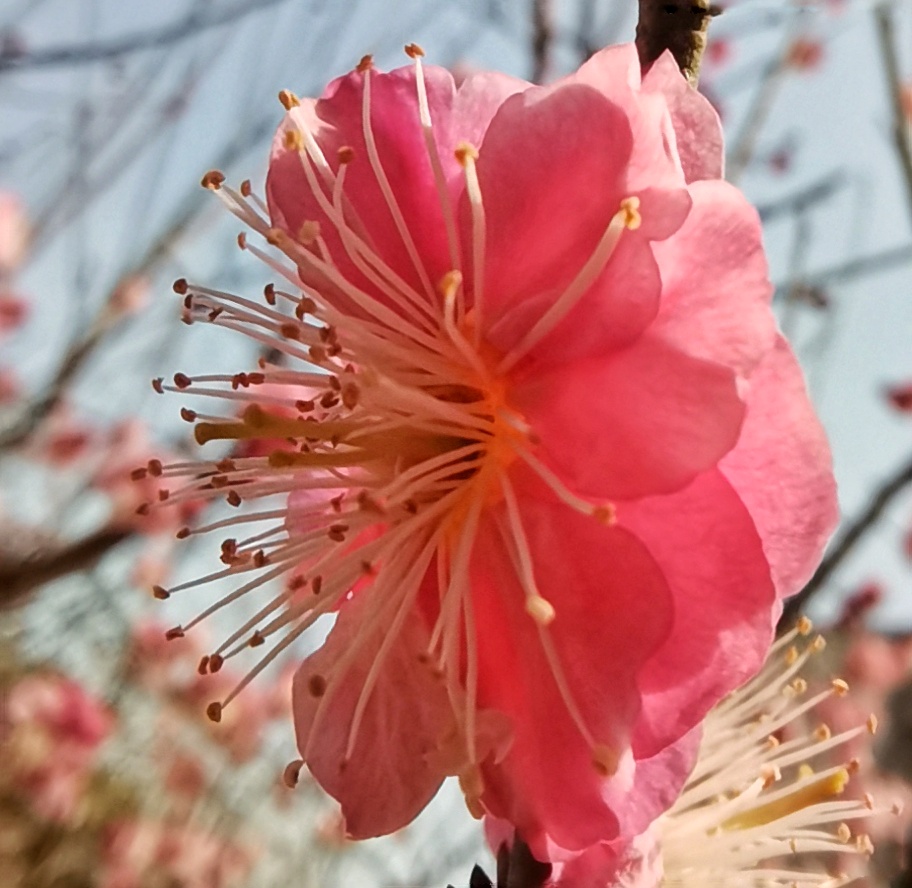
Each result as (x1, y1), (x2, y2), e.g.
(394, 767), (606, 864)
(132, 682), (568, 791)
(531, 0), (554, 84)
(873, 3), (912, 227)
(781, 450), (912, 627)
(635, 0), (721, 86)
(0, 527), (131, 610)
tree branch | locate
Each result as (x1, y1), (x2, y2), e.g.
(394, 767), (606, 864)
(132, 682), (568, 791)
(781, 450), (912, 626)
(635, 0), (721, 85)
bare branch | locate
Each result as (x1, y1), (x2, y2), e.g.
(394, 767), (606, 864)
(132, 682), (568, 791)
(531, 0), (554, 84)
(781, 450), (912, 626)
(873, 3), (912, 227)
(635, 0), (721, 85)
(0, 0), (289, 72)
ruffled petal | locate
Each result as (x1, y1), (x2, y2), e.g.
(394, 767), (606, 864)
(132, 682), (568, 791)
(512, 335), (745, 499)
(720, 336), (839, 597)
(469, 84), (633, 326)
(617, 469), (776, 758)
(641, 51), (724, 183)
(471, 490), (674, 853)
(291, 594), (452, 839)
(650, 179), (775, 375)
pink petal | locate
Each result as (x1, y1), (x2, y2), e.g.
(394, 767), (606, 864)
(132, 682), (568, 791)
(617, 469), (776, 758)
(469, 84), (633, 327)
(471, 492), (674, 853)
(720, 336), (839, 597)
(641, 51), (724, 183)
(291, 595), (452, 838)
(512, 335), (745, 499)
(649, 179), (775, 375)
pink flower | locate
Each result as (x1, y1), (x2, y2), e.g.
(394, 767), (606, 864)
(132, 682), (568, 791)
(158, 44), (836, 858)
(0, 192), (29, 275)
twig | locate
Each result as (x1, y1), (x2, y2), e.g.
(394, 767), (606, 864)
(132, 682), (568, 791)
(873, 3), (912, 227)
(635, 0), (721, 86)
(781, 450), (912, 626)
(0, 528), (130, 609)
(0, 0), (290, 72)
(531, 0), (554, 84)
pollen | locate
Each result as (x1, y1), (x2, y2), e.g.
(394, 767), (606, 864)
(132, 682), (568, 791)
(454, 142), (479, 167)
(284, 129), (304, 152)
(619, 196), (642, 230)
(278, 89), (300, 110)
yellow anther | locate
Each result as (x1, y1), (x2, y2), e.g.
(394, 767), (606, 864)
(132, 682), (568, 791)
(832, 678), (850, 696)
(592, 744), (620, 777)
(404, 42), (425, 58)
(811, 634), (827, 652)
(837, 822), (852, 843)
(760, 765), (780, 788)
(438, 269), (463, 299)
(856, 834), (874, 855)
(798, 763), (815, 780)
(454, 141), (479, 167)
(592, 503), (617, 526)
(789, 677), (807, 695)
(764, 735), (780, 750)
(284, 129), (304, 152)
(298, 220), (321, 244)
(278, 89), (300, 110)
(867, 714), (878, 735)
(526, 594), (556, 626)
(784, 645), (799, 666)
(797, 616), (813, 635)
(814, 723), (832, 741)
(619, 196), (641, 230)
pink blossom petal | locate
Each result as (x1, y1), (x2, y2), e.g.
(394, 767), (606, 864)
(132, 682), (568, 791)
(720, 336), (838, 597)
(648, 179), (775, 374)
(292, 596), (453, 838)
(617, 469), (776, 757)
(513, 335), (745, 499)
(471, 84), (633, 326)
(641, 51), (724, 182)
(471, 495), (673, 853)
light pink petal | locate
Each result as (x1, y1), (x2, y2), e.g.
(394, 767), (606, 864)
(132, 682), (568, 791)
(512, 335), (745, 499)
(291, 595), (452, 838)
(641, 51), (724, 182)
(469, 84), (633, 325)
(617, 469), (776, 758)
(649, 179), (775, 375)
(720, 336), (839, 597)
(471, 492), (673, 853)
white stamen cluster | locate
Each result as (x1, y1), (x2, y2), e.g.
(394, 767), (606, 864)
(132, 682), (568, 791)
(659, 618), (885, 888)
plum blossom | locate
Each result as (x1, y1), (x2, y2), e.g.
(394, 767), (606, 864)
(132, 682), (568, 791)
(151, 44), (837, 858)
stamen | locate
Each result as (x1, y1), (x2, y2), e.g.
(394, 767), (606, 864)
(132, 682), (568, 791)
(455, 142), (485, 344)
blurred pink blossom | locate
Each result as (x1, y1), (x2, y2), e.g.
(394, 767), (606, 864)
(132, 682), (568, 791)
(0, 191), (29, 275)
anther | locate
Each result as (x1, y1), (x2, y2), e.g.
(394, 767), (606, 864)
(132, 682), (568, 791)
(308, 674), (327, 697)
(278, 89), (300, 110)
(172, 278), (189, 295)
(814, 724), (831, 741)
(311, 576), (323, 596)
(200, 170), (225, 190)
(130, 467), (148, 480)
(328, 524), (348, 542)
(797, 616), (813, 635)
(249, 631), (265, 648)
(337, 146), (355, 165)
(152, 377), (164, 394)
(298, 220), (320, 243)
(404, 42), (425, 58)
(237, 232), (247, 250)
(812, 634), (827, 652)
(341, 383), (360, 409)
(356, 54), (373, 72)
(240, 179), (252, 197)
(785, 645), (799, 666)
(180, 407), (197, 422)
(592, 744), (620, 777)
(832, 678), (850, 696)
(283, 759), (304, 788)
(454, 142), (479, 167)
(165, 626), (184, 641)
(592, 504), (617, 526)
(280, 322), (301, 341)
(209, 653), (224, 673)
(173, 373), (192, 389)
(152, 585), (170, 600)
(284, 129), (304, 152)
(264, 283), (276, 305)
(198, 656), (210, 675)
(206, 702), (223, 723)
(227, 490), (242, 507)
(867, 714), (878, 735)
(619, 196), (641, 230)
(837, 822), (852, 843)
(525, 595), (556, 626)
